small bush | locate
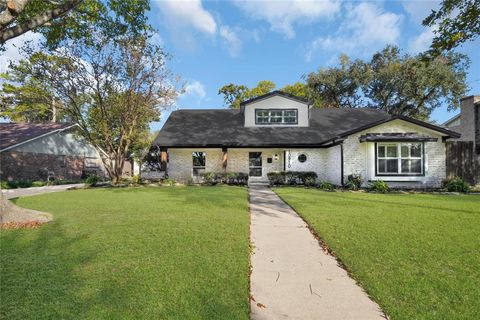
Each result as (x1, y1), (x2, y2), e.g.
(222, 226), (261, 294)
(31, 181), (46, 187)
(132, 175), (141, 185)
(442, 177), (470, 193)
(186, 178), (195, 186)
(162, 178), (176, 186)
(1, 181), (11, 189)
(267, 171), (286, 186)
(201, 172), (219, 185)
(369, 180), (389, 193)
(225, 172), (248, 185)
(86, 175), (100, 187)
(304, 176), (317, 187)
(345, 174), (362, 190)
(318, 181), (335, 191)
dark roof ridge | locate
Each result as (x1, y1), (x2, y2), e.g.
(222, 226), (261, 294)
(240, 90), (309, 106)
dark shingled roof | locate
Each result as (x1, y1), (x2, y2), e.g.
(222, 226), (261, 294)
(0, 122), (75, 151)
(154, 107), (460, 148)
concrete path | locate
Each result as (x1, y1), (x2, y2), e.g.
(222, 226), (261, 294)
(1, 184), (84, 199)
(249, 186), (385, 320)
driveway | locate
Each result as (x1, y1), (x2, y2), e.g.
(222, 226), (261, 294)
(249, 186), (385, 320)
(1, 184), (84, 199)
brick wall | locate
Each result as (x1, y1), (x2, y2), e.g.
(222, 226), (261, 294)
(343, 119), (446, 188)
(0, 151), (86, 181)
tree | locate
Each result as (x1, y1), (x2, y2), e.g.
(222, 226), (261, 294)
(423, 0), (480, 56)
(0, 65), (64, 122)
(0, 0), (151, 49)
(305, 46), (469, 119)
(218, 80), (275, 109)
(306, 55), (369, 109)
(3, 33), (180, 184)
(130, 129), (159, 178)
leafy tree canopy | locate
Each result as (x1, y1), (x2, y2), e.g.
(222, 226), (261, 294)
(306, 45), (469, 120)
(0, 0), (152, 49)
(423, 0), (480, 56)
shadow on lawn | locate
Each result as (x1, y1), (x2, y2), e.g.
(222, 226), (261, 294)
(303, 193), (478, 215)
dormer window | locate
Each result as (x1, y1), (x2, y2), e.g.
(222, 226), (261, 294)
(255, 109), (298, 125)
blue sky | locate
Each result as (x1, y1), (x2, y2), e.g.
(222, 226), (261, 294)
(147, 0), (479, 131)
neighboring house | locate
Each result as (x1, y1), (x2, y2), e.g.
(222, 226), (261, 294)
(153, 91), (460, 188)
(442, 95), (480, 184)
(0, 123), (104, 181)
(443, 95), (480, 151)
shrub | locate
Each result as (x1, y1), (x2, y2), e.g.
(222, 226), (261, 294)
(318, 181), (335, 191)
(162, 178), (176, 186)
(201, 172), (219, 185)
(86, 175), (100, 187)
(1, 181), (10, 189)
(132, 175), (141, 185)
(267, 171), (286, 186)
(225, 172), (248, 185)
(304, 176), (317, 187)
(369, 180), (389, 193)
(442, 177), (470, 193)
(284, 171), (318, 186)
(345, 174), (362, 190)
(31, 181), (46, 187)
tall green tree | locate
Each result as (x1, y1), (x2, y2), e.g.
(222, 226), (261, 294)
(306, 55), (369, 109)
(2, 33), (180, 184)
(306, 46), (469, 120)
(0, 0), (151, 49)
(423, 0), (480, 56)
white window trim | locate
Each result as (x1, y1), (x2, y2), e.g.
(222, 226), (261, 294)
(376, 142), (424, 176)
(255, 109), (298, 125)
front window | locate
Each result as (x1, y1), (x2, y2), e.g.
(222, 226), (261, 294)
(376, 143), (423, 175)
(255, 109), (298, 125)
(192, 152), (206, 176)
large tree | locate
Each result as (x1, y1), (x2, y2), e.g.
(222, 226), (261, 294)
(0, 0), (151, 49)
(2, 33), (179, 184)
(306, 46), (469, 120)
(423, 0), (480, 56)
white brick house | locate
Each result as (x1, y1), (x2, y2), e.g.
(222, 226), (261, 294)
(153, 91), (460, 188)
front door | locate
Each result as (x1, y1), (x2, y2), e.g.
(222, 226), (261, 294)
(249, 152), (262, 177)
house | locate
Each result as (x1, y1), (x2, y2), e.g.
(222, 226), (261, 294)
(153, 91), (460, 187)
(0, 123), (104, 181)
(442, 95), (480, 184)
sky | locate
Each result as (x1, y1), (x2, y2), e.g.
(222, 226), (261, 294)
(1, 0), (479, 130)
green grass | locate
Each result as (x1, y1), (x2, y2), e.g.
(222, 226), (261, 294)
(274, 188), (480, 320)
(0, 186), (250, 320)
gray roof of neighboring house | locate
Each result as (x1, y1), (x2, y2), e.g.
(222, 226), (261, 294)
(0, 122), (76, 151)
(153, 108), (460, 148)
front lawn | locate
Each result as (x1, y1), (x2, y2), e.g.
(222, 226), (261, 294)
(0, 186), (250, 320)
(274, 188), (480, 320)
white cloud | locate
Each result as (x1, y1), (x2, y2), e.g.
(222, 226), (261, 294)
(220, 25), (242, 57)
(234, 0), (340, 38)
(402, 0), (441, 23)
(156, 0), (217, 35)
(408, 26), (436, 53)
(181, 80), (206, 101)
(304, 2), (402, 61)
(0, 31), (42, 73)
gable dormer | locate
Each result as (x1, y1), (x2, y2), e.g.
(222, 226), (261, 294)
(241, 91), (311, 127)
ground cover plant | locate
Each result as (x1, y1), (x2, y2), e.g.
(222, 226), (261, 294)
(0, 187), (250, 319)
(274, 187), (480, 320)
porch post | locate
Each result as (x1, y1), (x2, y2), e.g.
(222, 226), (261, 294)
(160, 147), (168, 176)
(222, 147), (228, 173)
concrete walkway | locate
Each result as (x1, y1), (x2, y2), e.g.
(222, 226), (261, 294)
(249, 187), (385, 320)
(1, 184), (84, 199)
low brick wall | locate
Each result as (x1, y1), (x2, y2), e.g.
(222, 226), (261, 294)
(0, 151), (85, 181)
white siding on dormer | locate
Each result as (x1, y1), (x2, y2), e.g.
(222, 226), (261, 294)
(243, 95), (310, 127)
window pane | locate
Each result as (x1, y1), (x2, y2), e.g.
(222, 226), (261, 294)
(387, 159), (398, 173)
(192, 152), (205, 167)
(284, 110), (296, 117)
(284, 117), (296, 123)
(271, 117), (282, 123)
(378, 146), (385, 158)
(411, 144), (422, 157)
(401, 145), (409, 157)
(411, 159), (422, 173)
(271, 111), (282, 117)
(378, 159), (386, 173)
(401, 159), (410, 173)
(387, 146), (397, 157)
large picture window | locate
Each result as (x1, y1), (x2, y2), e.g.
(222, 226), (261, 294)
(376, 143), (423, 176)
(192, 152), (206, 176)
(255, 109), (298, 125)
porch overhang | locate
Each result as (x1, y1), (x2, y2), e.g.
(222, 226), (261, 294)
(358, 133), (438, 143)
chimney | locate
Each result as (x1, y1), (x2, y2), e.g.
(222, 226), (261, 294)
(457, 96), (480, 148)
